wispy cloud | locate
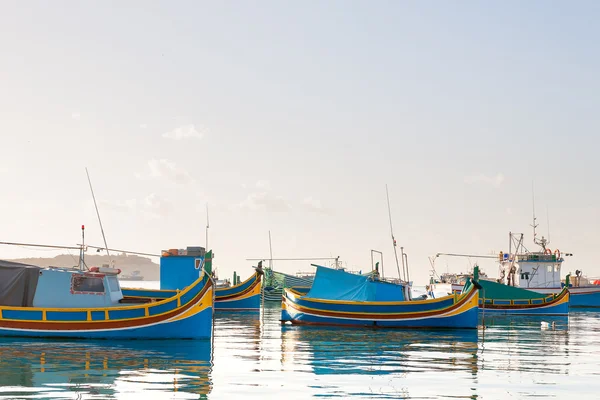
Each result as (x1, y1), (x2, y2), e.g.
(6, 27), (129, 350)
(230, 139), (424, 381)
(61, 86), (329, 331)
(140, 123), (148, 129)
(237, 192), (292, 212)
(99, 199), (137, 212)
(255, 180), (271, 190)
(142, 193), (173, 218)
(71, 112), (81, 120)
(139, 159), (193, 184)
(302, 196), (332, 215)
(162, 124), (206, 140)
(464, 173), (505, 188)
(96, 194), (171, 218)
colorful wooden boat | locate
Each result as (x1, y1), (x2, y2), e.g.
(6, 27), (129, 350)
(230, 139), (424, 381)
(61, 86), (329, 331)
(463, 266), (570, 316)
(0, 259), (214, 339)
(122, 248), (263, 310)
(281, 266), (479, 329)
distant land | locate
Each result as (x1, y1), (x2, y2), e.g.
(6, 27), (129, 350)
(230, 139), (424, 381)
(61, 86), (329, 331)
(8, 253), (159, 280)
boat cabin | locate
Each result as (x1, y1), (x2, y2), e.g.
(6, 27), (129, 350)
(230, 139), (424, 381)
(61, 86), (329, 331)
(0, 260), (124, 308)
(498, 233), (567, 289)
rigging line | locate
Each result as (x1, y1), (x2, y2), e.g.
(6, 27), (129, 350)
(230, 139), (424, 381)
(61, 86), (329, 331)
(0, 241), (82, 250)
(85, 167), (111, 259)
(246, 257), (338, 261)
(82, 245), (160, 258)
(435, 253), (498, 259)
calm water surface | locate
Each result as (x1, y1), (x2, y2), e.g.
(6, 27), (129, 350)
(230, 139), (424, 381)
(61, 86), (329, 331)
(2, 300), (600, 399)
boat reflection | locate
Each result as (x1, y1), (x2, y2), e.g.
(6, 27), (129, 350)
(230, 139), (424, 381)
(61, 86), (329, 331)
(0, 338), (213, 399)
(281, 326), (479, 376)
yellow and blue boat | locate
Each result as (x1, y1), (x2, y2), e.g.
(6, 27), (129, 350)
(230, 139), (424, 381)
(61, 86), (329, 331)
(122, 248), (263, 311)
(281, 266), (479, 329)
(0, 259), (214, 340)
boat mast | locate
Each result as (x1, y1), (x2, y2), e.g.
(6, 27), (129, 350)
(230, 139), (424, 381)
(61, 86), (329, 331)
(385, 184), (403, 281)
(79, 225), (85, 270)
(85, 168), (112, 265)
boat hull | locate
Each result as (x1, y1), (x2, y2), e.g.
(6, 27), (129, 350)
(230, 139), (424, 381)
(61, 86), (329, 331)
(281, 286), (479, 329)
(477, 289), (570, 316)
(0, 275), (214, 340)
(214, 272), (262, 310)
(526, 286), (600, 308)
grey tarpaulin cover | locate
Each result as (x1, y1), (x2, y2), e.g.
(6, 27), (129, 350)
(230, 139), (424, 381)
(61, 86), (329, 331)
(0, 260), (41, 306)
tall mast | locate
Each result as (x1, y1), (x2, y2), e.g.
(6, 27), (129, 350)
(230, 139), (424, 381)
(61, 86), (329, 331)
(85, 168), (112, 263)
(385, 184), (403, 281)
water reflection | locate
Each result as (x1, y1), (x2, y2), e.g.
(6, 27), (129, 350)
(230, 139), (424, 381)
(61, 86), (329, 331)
(5, 305), (600, 399)
(281, 326), (479, 376)
(0, 338), (212, 399)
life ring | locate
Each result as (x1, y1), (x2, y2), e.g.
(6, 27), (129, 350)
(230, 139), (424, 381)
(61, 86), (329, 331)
(544, 248), (552, 255)
(554, 249), (561, 259)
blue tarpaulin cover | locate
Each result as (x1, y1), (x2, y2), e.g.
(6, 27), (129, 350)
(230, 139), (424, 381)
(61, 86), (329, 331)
(305, 266), (406, 302)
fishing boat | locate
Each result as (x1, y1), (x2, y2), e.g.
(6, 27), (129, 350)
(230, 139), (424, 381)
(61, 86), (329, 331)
(497, 232), (598, 307)
(281, 265), (479, 329)
(0, 258), (214, 339)
(120, 270), (144, 281)
(463, 265), (570, 315)
(122, 248), (263, 310)
(262, 268), (315, 302)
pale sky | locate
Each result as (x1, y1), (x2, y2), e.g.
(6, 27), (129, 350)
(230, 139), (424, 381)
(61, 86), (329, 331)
(1, 1), (598, 283)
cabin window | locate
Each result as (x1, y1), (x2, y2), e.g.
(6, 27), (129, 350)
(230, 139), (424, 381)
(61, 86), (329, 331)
(71, 275), (105, 294)
(547, 265), (553, 273)
(554, 264), (560, 272)
(107, 276), (120, 293)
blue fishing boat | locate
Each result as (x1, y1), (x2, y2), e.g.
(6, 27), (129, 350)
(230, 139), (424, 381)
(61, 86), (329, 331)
(0, 259), (214, 339)
(122, 248), (263, 310)
(281, 265), (479, 329)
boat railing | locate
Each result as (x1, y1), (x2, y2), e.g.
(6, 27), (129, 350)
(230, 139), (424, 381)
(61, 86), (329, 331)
(480, 293), (560, 306)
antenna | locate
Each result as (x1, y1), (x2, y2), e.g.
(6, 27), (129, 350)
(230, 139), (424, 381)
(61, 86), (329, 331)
(385, 184), (403, 281)
(531, 181), (538, 244)
(85, 168), (112, 262)
(205, 204), (209, 251)
(531, 182), (547, 250)
(546, 206), (551, 245)
(268, 230), (273, 270)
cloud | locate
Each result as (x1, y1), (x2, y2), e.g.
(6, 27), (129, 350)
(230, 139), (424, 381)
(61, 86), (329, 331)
(464, 173), (505, 188)
(302, 197), (332, 214)
(140, 123), (148, 129)
(71, 112), (81, 120)
(143, 159), (193, 184)
(99, 199), (137, 212)
(142, 193), (173, 217)
(95, 194), (171, 218)
(162, 124), (206, 140)
(237, 192), (292, 212)
(255, 180), (271, 190)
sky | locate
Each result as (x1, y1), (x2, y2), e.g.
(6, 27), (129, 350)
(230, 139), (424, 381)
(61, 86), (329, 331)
(0, 1), (598, 283)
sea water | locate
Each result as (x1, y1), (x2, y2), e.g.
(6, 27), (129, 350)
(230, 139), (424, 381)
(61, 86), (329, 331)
(1, 287), (600, 399)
